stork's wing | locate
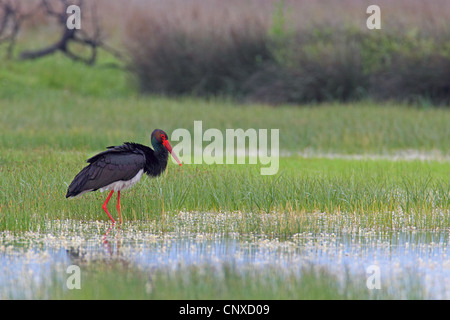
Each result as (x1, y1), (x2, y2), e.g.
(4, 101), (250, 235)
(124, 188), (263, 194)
(66, 144), (146, 197)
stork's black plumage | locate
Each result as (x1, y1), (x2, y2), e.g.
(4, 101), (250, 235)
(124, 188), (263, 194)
(66, 129), (182, 224)
(66, 142), (166, 198)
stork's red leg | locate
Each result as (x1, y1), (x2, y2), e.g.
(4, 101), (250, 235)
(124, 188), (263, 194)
(102, 190), (116, 224)
(117, 191), (122, 225)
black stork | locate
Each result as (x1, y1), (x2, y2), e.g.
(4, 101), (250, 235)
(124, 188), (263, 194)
(66, 129), (182, 224)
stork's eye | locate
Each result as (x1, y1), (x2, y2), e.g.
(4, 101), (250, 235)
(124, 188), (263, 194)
(161, 134), (166, 140)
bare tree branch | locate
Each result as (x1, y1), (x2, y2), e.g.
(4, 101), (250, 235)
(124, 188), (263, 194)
(17, 0), (124, 66)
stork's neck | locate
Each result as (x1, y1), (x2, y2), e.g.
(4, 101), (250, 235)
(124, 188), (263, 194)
(145, 139), (169, 177)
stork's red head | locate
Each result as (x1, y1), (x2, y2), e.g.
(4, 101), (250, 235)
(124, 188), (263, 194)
(151, 129), (182, 166)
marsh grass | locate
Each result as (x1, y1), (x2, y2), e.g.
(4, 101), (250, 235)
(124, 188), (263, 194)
(0, 147), (448, 233)
(1, 86), (450, 155)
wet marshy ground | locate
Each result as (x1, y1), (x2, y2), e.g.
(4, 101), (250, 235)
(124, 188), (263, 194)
(0, 218), (448, 299)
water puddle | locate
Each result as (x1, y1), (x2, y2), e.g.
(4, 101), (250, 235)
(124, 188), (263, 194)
(0, 220), (448, 299)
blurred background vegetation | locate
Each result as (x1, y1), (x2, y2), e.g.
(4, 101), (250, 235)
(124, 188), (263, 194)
(1, 0), (449, 106)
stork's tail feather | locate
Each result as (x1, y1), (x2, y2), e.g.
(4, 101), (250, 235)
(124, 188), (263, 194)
(66, 184), (83, 198)
(65, 189), (80, 198)
(66, 166), (91, 198)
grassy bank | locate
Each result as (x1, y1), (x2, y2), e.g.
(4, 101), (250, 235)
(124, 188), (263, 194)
(1, 55), (450, 154)
(3, 94), (450, 154)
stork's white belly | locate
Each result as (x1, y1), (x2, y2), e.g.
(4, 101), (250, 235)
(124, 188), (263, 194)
(100, 169), (144, 192)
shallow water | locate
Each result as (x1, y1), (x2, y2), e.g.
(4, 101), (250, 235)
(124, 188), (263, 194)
(0, 220), (448, 299)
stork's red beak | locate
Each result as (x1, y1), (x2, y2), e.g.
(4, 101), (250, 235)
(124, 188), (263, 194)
(162, 139), (182, 166)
